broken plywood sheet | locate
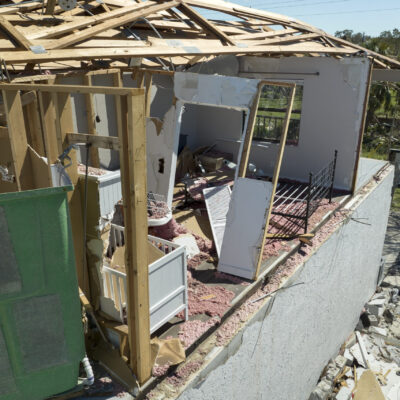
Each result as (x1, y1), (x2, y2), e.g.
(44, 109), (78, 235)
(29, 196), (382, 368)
(218, 178), (273, 279)
(353, 369), (385, 400)
(203, 185), (231, 257)
(111, 241), (164, 270)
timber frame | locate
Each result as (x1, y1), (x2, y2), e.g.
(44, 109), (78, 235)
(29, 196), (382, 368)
(0, 82), (152, 384)
(0, 0), (398, 74)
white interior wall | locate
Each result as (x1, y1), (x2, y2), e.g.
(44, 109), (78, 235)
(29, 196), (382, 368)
(237, 56), (371, 190)
(179, 104), (243, 162)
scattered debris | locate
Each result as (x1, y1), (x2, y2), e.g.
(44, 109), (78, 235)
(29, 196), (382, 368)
(307, 272), (400, 400)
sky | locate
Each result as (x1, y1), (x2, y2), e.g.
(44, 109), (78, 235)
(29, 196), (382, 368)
(204, 0), (400, 37)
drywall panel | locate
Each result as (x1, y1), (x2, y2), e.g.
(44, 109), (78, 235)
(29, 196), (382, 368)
(122, 72), (174, 120)
(174, 72), (259, 110)
(179, 104), (244, 163)
(218, 178), (273, 279)
(147, 103), (183, 207)
(91, 74), (119, 169)
(234, 56), (371, 191)
(178, 166), (394, 400)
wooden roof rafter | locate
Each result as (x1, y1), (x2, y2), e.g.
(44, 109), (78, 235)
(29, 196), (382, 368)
(0, 0), (397, 73)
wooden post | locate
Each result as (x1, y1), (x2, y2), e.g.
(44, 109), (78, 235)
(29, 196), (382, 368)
(351, 59), (373, 194)
(2, 89), (33, 191)
(237, 85), (263, 177)
(118, 91), (151, 384)
(253, 84), (296, 280)
(54, 88), (91, 298)
(84, 73), (101, 168)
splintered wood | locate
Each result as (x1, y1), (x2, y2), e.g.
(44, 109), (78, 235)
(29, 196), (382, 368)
(0, 0), (397, 72)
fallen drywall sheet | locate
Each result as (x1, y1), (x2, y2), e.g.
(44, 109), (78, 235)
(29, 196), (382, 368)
(147, 103), (184, 208)
(218, 178), (273, 279)
(203, 185), (232, 257)
(174, 72), (259, 110)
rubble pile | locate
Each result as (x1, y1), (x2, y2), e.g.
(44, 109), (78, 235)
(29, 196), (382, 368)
(309, 278), (400, 400)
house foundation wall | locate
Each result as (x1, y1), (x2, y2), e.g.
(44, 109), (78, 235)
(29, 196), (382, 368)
(177, 164), (393, 400)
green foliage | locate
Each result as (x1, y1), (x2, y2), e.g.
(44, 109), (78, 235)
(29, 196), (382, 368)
(392, 187), (400, 211)
(335, 29), (400, 159)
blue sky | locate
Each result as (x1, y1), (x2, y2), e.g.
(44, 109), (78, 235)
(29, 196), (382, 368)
(205, 0), (400, 36)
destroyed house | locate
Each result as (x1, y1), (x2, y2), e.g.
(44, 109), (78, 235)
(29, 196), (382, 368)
(0, 1), (398, 399)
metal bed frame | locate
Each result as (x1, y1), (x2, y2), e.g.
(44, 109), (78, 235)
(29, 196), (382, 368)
(270, 150), (338, 237)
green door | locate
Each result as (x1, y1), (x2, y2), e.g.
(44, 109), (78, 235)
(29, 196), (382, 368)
(0, 186), (84, 400)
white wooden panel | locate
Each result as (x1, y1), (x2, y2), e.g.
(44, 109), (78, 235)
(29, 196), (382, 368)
(203, 185), (231, 257)
(218, 178), (273, 279)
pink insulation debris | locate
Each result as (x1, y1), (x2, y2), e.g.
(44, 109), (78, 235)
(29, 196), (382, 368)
(77, 163), (108, 176)
(187, 178), (208, 201)
(149, 218), (188, 241)
(178, 317), (220, 349)
(186, 281), (235, 318)
(166, 361), (204, 387)
(148, 200), (169, 219)
(187, 252), (211, 269)
(192, 233), (214, 253)
(152, 363), (171, 377)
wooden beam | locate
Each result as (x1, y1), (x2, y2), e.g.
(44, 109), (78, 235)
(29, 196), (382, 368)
(118, 91), (151, 384)
(0, 90), (36, 115)
(177, 2), (235, 45)
(351, 59), (373, 194)
(1, 89), (33, 190)
(37, 90), (59, 163)
(54, 86), (91, 298)
(23, 92), (45, 156)
(237, 80), (295, 178)
(144, 71), (152, 117)
(26, 1), (160, 40)
(237, 84), (262, 178)
(48, 0), (179, 49)
(0, 43), (360, 64)
(67, 132), (120, 150)
(0, 83), (141, 96)
(0, 15), (33, 50)
(253, 84), (296, 280)
(83, 74), (100, 168)
(231, 28), (297, 41)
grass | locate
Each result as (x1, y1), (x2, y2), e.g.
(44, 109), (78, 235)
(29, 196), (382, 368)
(392, 187), (400, 211)
(361, 148), (388, 160)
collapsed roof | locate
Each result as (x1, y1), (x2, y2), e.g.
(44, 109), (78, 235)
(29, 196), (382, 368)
(0, 0), (399, 73)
